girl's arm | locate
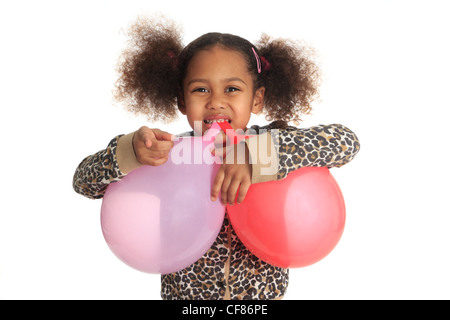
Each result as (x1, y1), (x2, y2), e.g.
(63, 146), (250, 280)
(246, 123), (360, 183)
(72, 135), (126, 200)
(73, 128), (174, 200)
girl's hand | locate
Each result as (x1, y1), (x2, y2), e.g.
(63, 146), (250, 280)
(132, 126), (175, 166)
(211, 139), (252, 205)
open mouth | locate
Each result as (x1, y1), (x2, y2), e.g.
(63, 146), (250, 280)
(203, 119), (231, 125)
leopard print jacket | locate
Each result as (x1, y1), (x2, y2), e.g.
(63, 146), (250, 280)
(73, 122), (360, 300)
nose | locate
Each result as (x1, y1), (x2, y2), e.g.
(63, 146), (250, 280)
(207, 92), (226, 110)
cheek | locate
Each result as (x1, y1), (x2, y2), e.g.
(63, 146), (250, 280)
(233, 111), (252, 131)
(183, 106), (204, 132)
(183, 99), (198, 119)
(185, 113), (199, 131)
(186, 109), (203, 123)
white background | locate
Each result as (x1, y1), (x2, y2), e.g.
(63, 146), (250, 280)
(1, 0), (449, 300)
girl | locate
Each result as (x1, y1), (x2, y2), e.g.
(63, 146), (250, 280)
(73, 16), (360, 300)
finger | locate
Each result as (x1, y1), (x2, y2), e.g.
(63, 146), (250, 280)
(211, 168), (225, 202)
(213, 131), (228, 147)
(227, 179), (241, 206)
(151, 139), (175, 152)
(220, 172), (232, 205)
(139, 129), (154, 149)
(152, 129), (176, 142)
(146, 155), (169, 166)
(211, 146), (225, 160)
(236, 179), (251, 204)
(147, 148), (171, 159)
(211, 145), (235, 163)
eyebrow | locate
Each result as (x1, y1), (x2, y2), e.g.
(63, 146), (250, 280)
(186, 77), (247, 87)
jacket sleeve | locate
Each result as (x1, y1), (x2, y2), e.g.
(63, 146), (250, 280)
(276, 123), (360, 179)
(246, 123), (360, 183)
(72, 135), (126, 199)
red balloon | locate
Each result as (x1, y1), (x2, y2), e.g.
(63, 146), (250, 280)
(227, 167), (345, 268)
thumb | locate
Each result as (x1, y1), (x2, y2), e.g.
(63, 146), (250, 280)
(140, 130), (154, 149)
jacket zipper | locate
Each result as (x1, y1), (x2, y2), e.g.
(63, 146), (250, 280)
(224, 213), (232, 300)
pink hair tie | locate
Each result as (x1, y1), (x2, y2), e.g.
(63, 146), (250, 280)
(167, 50), (176, 59)
(252, 47), (270, 74)
(252, 47), (262, 74)
(261, 56), (271, 72)
(167, 50), (178, 70)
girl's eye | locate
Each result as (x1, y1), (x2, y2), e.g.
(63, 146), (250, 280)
(193, 88), (208, 93)
(226, 87), (239, 93)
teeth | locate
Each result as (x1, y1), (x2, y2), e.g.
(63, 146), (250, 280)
(204, 119), (231, 124)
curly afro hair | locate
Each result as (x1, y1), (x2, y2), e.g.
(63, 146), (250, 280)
(113, 16), (321, 124)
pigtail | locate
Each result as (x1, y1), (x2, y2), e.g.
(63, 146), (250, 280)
(113, 16), (184, 122)
(256, 34), (321, 124)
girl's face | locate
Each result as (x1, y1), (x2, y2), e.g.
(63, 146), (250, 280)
(179, 46), (265, 135)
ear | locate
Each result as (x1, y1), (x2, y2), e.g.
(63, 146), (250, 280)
(251, 87), (265, 114)
(177, 92), (187, 115)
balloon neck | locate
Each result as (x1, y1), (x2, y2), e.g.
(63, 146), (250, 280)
(202, 121), (254, 145)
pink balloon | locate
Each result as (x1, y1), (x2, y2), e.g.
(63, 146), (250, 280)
(101, 137), (225, 274)
(227, 167), (345, 268)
